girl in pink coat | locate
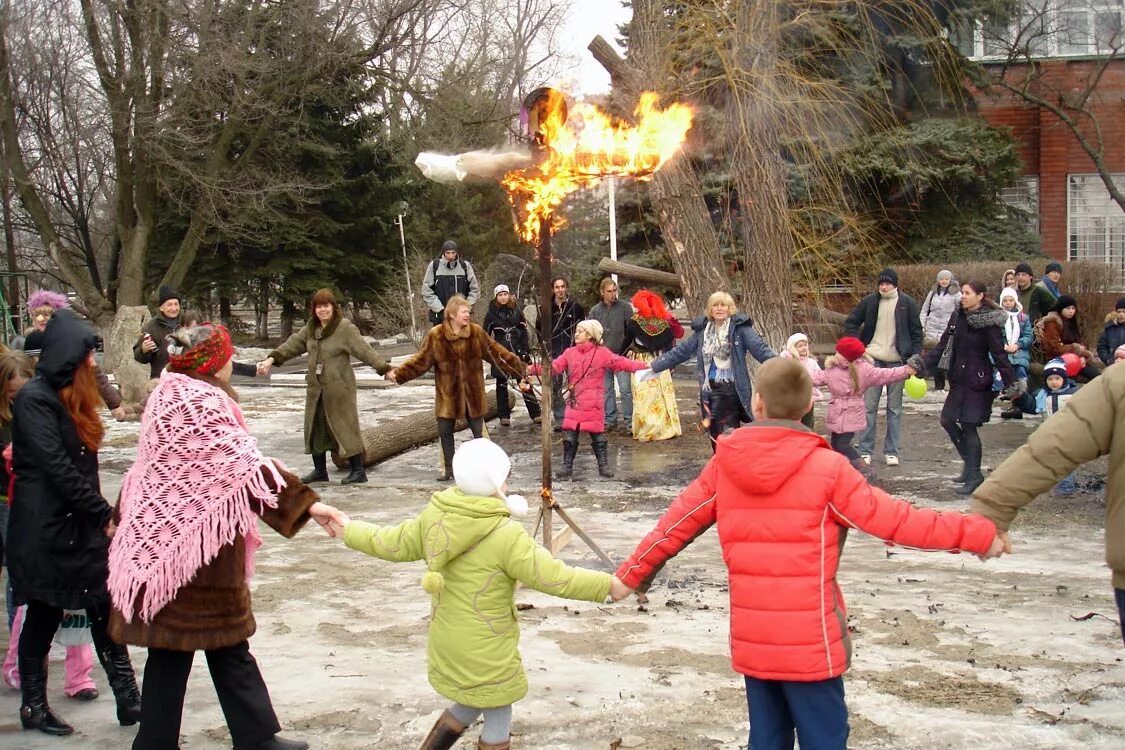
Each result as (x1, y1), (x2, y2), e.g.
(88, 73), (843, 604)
(527, 320), (650, 479)
(812, 337), (917, 473)
(779, 332), (824, 430)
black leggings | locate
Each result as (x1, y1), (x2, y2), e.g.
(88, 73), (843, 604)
(19, 599), (114, 662)
(706, 381), (743, 453)
(437, 414), (484, 474)
(830, 432), (862, 467)
(940, 418), (981, 469)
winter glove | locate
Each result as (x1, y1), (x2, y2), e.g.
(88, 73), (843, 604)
(907, 354), (926, 378)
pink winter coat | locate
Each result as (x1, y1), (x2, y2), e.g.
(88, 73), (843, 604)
(528, 342), (648, 432)
(811, 356), (912, 434)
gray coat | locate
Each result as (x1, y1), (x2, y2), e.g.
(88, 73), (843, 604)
(589, 300), (634, 354)
(920, 286), (961, 346)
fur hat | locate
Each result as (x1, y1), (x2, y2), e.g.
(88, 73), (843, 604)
(158, 285), (180, 306)
(27, 289), (69, 312)
(1053, 295), (1077, 314)
(1014, 262), (1034, 276)
(1043, 357), (1068, 381)
(576, 319), (604, 344)
(835, 336), (866, 362)
(493, 284), (510, 297)
(877, 268), (898, 287)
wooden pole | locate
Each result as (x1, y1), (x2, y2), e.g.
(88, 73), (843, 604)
(537, 216), (554, 552)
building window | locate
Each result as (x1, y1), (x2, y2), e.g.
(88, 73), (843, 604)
(1001, 176), (1041, 234)
(959, 0), (1124, 60)
(1068, 174), (1125, 273)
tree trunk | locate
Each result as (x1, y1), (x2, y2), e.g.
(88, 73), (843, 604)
(219, 294), (232, 328)
(1, 151), (18, 334)
(104, 305), (153, 402)
(595, 258), (680, 287)
(331, 389), (499, 469)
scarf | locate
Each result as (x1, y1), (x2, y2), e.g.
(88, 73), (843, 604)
(701, 319), (732, 388)
(632, 315), (669, 337)
(108, 372), (284, 623)
(938, 306), (1008, 372)
(1004, 310), (1021, 346)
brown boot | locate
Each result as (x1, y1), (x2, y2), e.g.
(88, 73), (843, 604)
(477, 740), (511, 750)
(419, 710), (467, 750)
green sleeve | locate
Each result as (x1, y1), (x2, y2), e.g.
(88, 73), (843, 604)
(502, 525), (612, 603)
(269, 324), (310, 366)
(345, 324), (390, 374)
(343, 519), (426, 562)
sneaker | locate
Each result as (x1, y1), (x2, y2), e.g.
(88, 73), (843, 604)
(885, 455), (899, 467)
(860, 454), (871, 466)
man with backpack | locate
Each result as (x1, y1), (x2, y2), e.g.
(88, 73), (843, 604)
(421, 240), (481, 325)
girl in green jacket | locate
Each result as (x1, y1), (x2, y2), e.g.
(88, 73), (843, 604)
(338, 439), (629, 750)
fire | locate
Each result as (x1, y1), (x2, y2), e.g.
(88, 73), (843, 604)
(502, 91), (693, 243)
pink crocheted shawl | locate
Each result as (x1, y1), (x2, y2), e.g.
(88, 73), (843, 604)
(108, 372), (284, 623)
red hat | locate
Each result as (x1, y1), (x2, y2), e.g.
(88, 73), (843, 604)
(168, 323), (233, 375)
(835, 336), (866, 362)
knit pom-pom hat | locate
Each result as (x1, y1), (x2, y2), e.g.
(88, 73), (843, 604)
(27, 289), (69, 312)
(1043, 357), (1068, 381)
(835, 336), (866, 362)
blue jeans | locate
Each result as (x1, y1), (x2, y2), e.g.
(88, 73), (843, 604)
(1115, 589), (1125, 647)
(1055, 472), (1077, 495)
(603, 369), (633, 428)
(859, 359), (903, 457)
(745, 676), (848, 750)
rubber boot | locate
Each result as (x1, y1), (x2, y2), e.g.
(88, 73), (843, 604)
(96, 643), (142, 726)
(593, 434), (613, 478)
(301, 452), (329, 484)
(557, 439), (577, 480)
(341, 454), (368, 485)
(418, 709), (467, 750)
(19, 657), (74, 736)
(948, 444), (968, 484)
(478, 739), (511, 750)
(957, 453), (984, 496)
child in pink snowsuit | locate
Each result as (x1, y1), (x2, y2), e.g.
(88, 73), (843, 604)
(527, 319), (650, 479)
(780, 332), (823, 430)
(812, 337), (917, 473)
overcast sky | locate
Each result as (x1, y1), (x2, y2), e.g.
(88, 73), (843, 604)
(554, 0), (632, 97)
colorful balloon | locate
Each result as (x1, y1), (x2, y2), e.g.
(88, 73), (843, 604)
(904, 375), (927, 400)
(1061, 352), (1082, 377)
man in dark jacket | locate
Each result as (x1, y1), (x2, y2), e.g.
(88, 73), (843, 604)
(1098, 298), (1125, 366)
(844, 267), (923, 467)
(1014, 262), (1056, 323)
(421, 240), (480, 325)
(540, 277), (585, 426)
(133, 285), (182, 378)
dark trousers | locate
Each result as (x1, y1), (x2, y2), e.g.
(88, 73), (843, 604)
(19, 599), (114, 661)
(829, 432), (861, 467)
(552, 373), (566, 422)
(745, 675), (848, 750)
(496, 375), (540, 420)
(706, 381), (743, 453)
(132, 642), (280, 750)
(1116, 589), (1125, 647)
(941, 418), (981, 472)
(437, 414), (484, 474)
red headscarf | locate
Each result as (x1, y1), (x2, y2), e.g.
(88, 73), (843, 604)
(168, 324), (233, 375)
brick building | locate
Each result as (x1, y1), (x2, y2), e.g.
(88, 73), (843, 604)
(953, 2), (1125, 272)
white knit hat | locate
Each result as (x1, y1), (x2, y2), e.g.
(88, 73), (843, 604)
(999, 286), (1019, 303)
(452, 439), (527, 515)
(576, 319), (604, 344)
(786, 332), (809, 350)
(494, 284), (510, 297)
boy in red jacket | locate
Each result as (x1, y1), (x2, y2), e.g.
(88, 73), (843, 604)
(615, 357), (1006, 749)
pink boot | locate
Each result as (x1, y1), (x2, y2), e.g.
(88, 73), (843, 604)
(63, 644), (97, 699)
(3, 605), (22, 689)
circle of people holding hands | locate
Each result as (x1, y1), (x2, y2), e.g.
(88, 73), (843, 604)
(4, 250), (1125, 750)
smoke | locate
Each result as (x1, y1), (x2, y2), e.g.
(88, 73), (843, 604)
(414, 147), (533, 183)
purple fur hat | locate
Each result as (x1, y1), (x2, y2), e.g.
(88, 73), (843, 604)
(27, 289), (70, 311)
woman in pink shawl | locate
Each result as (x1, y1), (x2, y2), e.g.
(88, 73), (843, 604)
(107, 323), (345, 750)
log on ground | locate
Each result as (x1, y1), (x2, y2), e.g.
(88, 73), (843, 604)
(332, 389), (500, 469)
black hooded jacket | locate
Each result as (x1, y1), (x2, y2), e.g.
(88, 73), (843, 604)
(6, 309), (113, 609)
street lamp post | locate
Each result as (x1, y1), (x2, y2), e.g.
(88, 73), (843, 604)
(393, 203), (419, 343)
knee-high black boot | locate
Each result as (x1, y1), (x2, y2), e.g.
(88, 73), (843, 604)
(341, 453), (367, 485)
(97, 643), (142, 726)
(301, 452), (328, 484)
(19, 656), (74, 735)
(557, 436), (578, 480)
(592, 433), (613, 478)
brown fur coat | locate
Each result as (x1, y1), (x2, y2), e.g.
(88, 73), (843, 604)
(109, 467), (318, 651)
(394, 322), (525, 419)
(1035, 312), (1092, 361)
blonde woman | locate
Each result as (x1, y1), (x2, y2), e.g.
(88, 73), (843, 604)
(649, 292), (776, 452)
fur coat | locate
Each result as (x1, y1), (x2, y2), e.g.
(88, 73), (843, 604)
(394, 322), (525, 419)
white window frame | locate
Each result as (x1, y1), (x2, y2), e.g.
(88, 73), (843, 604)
(1001, 176), (1041, 234)
(1067, 173), (1125, 275)
(954, 0), (1125, 60)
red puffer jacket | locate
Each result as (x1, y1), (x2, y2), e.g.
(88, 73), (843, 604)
(528, 342), (648, 432)
(616, 422), (996, 681)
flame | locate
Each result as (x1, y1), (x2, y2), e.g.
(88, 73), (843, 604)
(502, 91), (693, 244)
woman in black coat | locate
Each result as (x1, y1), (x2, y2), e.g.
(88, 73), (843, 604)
(483, 285), (541, 426)
(924, 280), (1017, 496)
(6, 309), (141, 735)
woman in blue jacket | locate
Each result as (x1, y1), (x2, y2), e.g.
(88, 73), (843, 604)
(650, 292), (776, 451)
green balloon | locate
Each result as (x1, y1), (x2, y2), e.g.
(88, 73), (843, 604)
(904, 375), (927, 400)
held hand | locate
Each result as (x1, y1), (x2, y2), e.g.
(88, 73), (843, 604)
(635, 368), (656, 383)
(1004, 343), (1018, 353)
(111, 406), (127, 421)
(257, 358), (274, 376)
(308, 501), (349, 539)
(518, 378), (531, 393)
(905, 366), (916, 376)
(609, 576), (634, 602)
(104, 520), (117, 539)
(384, 369), (397, 384)
(979, 531), (1011, 561)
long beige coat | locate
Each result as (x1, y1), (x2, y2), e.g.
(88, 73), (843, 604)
(268, 315), (389, 457)
(972, 361), (1125, 588)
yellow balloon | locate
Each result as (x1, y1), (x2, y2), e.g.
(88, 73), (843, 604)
(904, 375), (927, 400)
